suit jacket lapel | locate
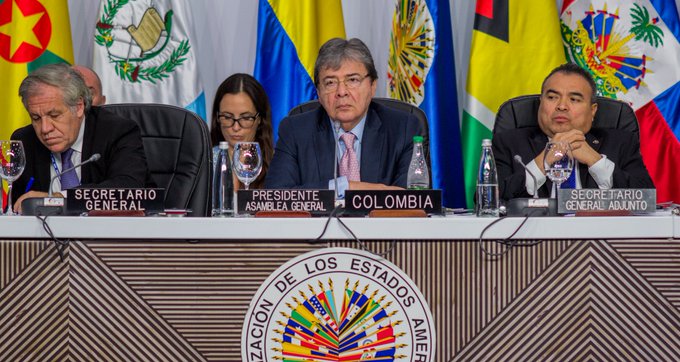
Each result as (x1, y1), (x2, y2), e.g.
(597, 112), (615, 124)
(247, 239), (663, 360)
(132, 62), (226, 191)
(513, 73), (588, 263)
(35, 147), (52, 192)
(79, 112), (94, 183)
(581, 132), (602, 188)
(314, 111), (336, 181)
(528, 129), (548, 162)
(360, 108), (385, 183)
(528, 129), (551, 196)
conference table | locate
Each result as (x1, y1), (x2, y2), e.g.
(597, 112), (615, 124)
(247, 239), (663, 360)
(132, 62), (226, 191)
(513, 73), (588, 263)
(1, 212), (679, 361)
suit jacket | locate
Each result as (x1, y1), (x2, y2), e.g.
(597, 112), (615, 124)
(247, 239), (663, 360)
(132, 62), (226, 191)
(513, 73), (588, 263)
(11, 106), (154, 202)
(265, 101), (422, 189)
(492, 127), (654, 200)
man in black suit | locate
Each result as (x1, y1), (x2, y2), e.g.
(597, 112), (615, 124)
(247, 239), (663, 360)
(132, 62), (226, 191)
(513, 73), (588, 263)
(265, 38), (421, 196)
(493, 63), (654, 200)
(11, 63), (153, 213)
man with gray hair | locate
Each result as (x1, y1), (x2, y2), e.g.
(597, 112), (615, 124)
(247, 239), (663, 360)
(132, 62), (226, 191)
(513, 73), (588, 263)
(265, 38), (422, 195)
(10, 63), (153, 213)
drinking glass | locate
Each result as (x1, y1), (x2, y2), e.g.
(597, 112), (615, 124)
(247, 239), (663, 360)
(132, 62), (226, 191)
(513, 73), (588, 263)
(0, 140), (26, 215)
(232, 142), (262, 191)
(543, 140), (574, 197)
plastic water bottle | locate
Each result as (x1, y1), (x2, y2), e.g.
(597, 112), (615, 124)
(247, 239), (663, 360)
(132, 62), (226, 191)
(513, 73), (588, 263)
(212, 141), (234, 217)
(407, 136), (429, 190)
(476, 139), (499, 217)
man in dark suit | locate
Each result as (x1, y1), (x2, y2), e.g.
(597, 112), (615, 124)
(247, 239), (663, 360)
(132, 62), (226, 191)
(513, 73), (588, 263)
(11, 63), (153, 213)
(493, 63), (654, 200)
(265, 38), (421, 195)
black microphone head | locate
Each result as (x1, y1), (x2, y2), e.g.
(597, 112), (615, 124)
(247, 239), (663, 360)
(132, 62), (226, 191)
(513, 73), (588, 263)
(90, 153), (101, 162)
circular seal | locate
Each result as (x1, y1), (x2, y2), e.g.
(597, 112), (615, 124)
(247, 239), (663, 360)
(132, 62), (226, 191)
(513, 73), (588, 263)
(387, 0), (434, 105)
(242, 247), (436, 361)
(0, 0), (52, 63)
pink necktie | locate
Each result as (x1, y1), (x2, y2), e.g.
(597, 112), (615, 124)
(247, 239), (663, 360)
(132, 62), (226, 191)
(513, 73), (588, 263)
(339, 133), (360, 181)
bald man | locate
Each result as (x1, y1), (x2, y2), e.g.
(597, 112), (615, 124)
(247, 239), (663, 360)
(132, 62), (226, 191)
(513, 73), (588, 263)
(72, 65), (106, 106)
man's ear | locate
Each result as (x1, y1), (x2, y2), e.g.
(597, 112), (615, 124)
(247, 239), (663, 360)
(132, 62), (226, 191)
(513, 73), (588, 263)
(75, 99), (85, 118)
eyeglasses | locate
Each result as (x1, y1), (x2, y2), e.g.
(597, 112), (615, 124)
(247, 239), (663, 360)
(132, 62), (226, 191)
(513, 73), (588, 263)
(319, 74), (370, 93)
(218, 113), (259, 129)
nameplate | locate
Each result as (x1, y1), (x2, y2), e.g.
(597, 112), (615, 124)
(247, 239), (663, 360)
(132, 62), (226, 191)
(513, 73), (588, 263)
(344, 190), (442, 214)
(67, 188), (165, 214)
(557, 188), (656, 214)
(236, 189), (335, 215)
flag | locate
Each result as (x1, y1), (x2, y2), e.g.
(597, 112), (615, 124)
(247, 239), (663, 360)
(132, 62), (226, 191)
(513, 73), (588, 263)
(254, 0), (346, 137)
(462, 0), (566, 207)
(561, 0), (680, 204)
(387, 0), (465, 208)
(0, 0), (73, 210)
(93, 0), (206, 120)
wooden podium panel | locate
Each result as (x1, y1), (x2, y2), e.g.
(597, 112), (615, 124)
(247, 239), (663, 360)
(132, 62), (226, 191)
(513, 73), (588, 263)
(2, 238), (679, 361)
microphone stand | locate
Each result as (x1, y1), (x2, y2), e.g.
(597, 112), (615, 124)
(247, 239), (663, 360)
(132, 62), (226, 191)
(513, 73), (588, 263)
(333, 120), (344, 209)
(48, 153), (101, 197)
(22, 153), (101, 216)
(506, 155), (556, 217)
(514, 155), (539, 199)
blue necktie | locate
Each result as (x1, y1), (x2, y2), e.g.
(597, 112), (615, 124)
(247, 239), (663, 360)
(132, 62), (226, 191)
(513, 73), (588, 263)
(560, 163), (577, 189)
(60, 148), (80, 190)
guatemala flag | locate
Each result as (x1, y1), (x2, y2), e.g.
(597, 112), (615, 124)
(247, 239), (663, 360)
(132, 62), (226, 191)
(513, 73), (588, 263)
(93, 0), (206, 120)
(254, 0), (346, 138)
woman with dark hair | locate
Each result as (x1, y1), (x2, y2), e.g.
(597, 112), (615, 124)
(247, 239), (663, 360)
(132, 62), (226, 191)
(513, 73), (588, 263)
(210, 73), (274, 190)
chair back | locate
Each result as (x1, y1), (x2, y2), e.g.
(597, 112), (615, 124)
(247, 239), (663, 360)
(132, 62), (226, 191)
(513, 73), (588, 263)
(102, 103), (211, 216)
(288, 97), (431, 167)
(493, 94), (639, 136)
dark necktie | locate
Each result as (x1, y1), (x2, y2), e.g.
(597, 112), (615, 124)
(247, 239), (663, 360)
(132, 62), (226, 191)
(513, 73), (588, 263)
(60, 148), (80, 190)
(560, 162), (577, 189)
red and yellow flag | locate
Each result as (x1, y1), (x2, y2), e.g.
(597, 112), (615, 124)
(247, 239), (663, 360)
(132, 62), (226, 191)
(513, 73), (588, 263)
(0, 0), (73, 207)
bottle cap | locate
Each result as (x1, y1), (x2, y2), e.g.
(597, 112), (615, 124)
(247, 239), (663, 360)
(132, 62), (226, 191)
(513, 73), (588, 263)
(413, 135), (424, 143)
(481, 139), (492, 147)
(219, 141), (229, 150)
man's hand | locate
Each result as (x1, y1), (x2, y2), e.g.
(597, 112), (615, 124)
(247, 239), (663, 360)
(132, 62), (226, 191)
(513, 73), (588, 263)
(14, 191), (64, 214)
(348, 181), (404, 190)
(552, 129), (601, 166)
(534, 130), (602, 174)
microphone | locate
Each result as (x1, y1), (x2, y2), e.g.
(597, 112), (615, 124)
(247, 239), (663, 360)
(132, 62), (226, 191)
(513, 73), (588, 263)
(506, 154), (556, 217)
(48, 153), (101, 196)
(513, 155), (539, 199)
(332, 121), (342, 207)
(22, 153), (101, 216)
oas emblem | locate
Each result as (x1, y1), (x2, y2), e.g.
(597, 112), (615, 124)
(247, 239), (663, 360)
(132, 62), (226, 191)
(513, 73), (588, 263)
(94, 0), (190, 83)
(387, 0), (435, 105)
(242, 248), (436, 361)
